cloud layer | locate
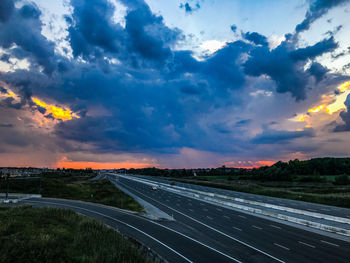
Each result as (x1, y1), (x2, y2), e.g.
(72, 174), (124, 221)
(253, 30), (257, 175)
(0, 0), (350, 168)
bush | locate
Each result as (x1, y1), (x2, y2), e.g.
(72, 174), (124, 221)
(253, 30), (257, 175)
(334, 174), (350, 185)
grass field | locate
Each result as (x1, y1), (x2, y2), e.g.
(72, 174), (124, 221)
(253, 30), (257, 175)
(0, 206), (154, 263)
(167, 177), (350, 208)
(0, 175), (143, 212)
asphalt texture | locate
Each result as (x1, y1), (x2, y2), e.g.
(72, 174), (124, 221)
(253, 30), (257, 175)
(132, 175), (350, 219)
(108, 174), (350, 263)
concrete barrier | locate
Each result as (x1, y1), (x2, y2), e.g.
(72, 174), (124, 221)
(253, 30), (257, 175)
(121, 175), (350, 225)
(115, 174), (350, 237)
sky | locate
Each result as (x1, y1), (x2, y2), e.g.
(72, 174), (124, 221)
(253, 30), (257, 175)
(0, 0), (350, 169)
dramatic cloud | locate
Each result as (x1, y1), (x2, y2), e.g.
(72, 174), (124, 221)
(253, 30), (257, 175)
(334, 94), (350, 132)
(0, 0), (56, 74)
(295, 0), (350, 33)
(0, 0), (349, 168)
(252, 128), (314, 144)
(244, 35), (338, 100)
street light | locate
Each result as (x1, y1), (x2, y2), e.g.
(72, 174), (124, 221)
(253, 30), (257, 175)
(6, 173), (9, 200)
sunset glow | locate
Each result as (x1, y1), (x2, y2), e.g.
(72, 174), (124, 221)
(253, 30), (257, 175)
(56, 161), (157, 169)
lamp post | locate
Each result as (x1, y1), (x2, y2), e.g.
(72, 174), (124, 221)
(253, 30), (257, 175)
(6, 173), (9, 200)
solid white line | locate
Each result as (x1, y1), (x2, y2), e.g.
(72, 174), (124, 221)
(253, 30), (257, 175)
(238, 215), (246, 219)
(307, 209), (317, 212)
(118, 181), (285, 263)
(38, 201), (242, 263)
(298, 241), (315, 248)
(207, 216), (213, 220)
(27, 200), (193, 263)
(269, 225), (281, 230)
(320, 240), (339, 247)
(252, 225), (262, 230)
(233, 227), (242, 231)
(223, 215), (230, 219)
(273, 243), (290, 251)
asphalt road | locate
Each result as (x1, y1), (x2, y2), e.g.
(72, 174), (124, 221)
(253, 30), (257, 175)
(110, 174), (350, 263)
(24, 198), (241, 263)
(131, 174), (350, 219)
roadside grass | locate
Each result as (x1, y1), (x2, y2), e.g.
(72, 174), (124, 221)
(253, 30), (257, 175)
(0, 176), (143, 212)
(166, 177), (350, 208)
(0, 206), (154, 263)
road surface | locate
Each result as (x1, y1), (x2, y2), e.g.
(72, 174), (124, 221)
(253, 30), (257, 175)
(107, 174), (350, 263)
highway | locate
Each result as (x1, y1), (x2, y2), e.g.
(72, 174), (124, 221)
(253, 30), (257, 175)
(108, 174), (350, 263)
(25, 198), (241, 263)
(130, 174), (350, 219)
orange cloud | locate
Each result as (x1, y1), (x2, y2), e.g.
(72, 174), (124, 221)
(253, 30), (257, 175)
(56, 161), (157, 169)
(32, 97), (80, 121)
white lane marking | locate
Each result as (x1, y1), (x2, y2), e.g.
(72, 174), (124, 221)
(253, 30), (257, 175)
(233, 227), (242, 231)
(269, 225), (281, 230)
(203, 208), (208, 212)
(29, 199), (243, 263)
(307, 209), (317, 212)
(238, 215), (246, 219)
(320, 240), (339, 247)
(273, 243), (290, 251)
(189, 209), (194, 212)
(252, 225), (262, 230)
(188, 203), (192, 206)
(223, 215), (230, 219)
(298, 241), (315, 248)
(117, 181), (285, 263)
(207, 216), (213, 220)
(216, 208), (223, 212)
(200, 203), (204, 206)
(166, 199), (170, 202)
(27, 200), (193, 263)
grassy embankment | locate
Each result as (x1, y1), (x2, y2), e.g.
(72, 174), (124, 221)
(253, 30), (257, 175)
(0, 175), (143, 212)
(166, 176), (350, 208)
(0, 206), (154, 263)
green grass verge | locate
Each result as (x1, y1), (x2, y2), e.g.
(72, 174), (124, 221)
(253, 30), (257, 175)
(1, 176), (143, 212)
(166, 177), (350, 208)
(0, 206), (154, 263)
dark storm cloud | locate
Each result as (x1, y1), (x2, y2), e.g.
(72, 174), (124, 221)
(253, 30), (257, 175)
(66, 0), (179, 65)
(334, 94), (350, 132)
(252, 128), (314, 144)
(0, 0), (14, 23)
(242, 32), (268, 46)
(308, 62), (329, 82)
(0, 1), (56, 74)
(295, 0), (350, 33)
(66, 0), (124, 59)
(244, 36), (338, 100)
